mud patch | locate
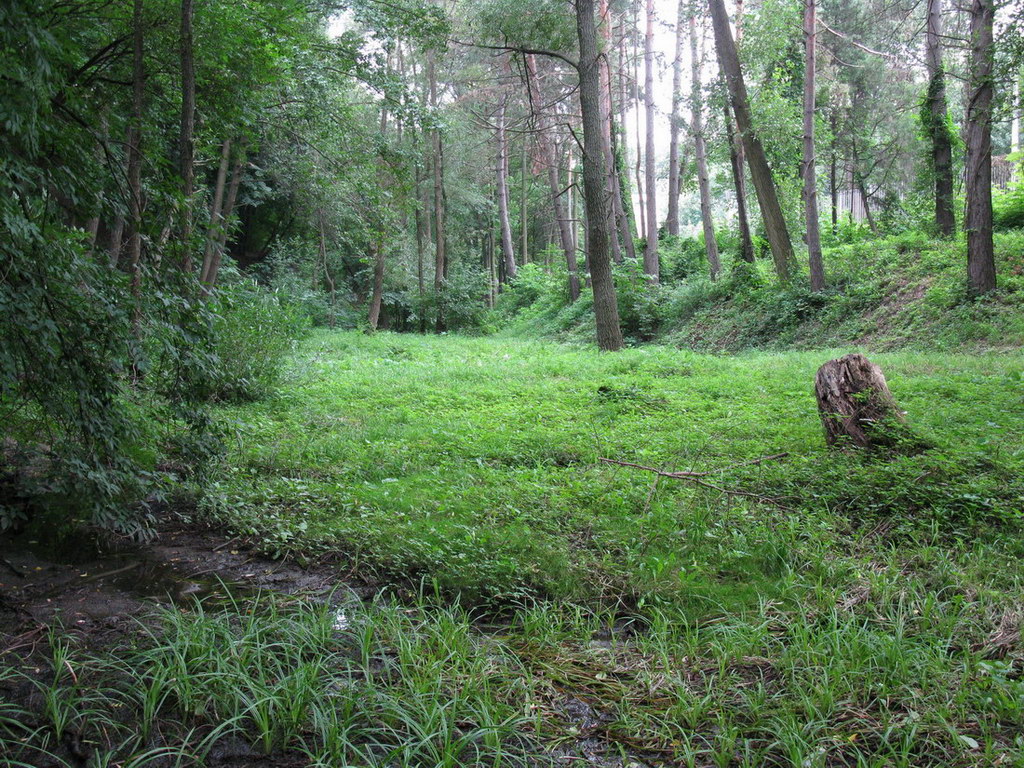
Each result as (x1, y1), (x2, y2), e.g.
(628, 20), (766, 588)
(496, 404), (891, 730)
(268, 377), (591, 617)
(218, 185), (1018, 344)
(0, 515), (365, 640)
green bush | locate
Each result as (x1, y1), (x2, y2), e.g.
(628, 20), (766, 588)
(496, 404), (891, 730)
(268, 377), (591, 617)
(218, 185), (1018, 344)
(994, 182), (1024, 231)
(206, 283), (311, 402)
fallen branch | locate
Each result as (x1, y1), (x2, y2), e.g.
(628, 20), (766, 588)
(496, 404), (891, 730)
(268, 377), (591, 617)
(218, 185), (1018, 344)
(599, 453), (788, 478)
(599, 453), (791, 509)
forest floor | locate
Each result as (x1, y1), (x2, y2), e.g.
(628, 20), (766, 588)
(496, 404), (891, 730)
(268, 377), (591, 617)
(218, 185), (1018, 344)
(3, 330), (1024, 767)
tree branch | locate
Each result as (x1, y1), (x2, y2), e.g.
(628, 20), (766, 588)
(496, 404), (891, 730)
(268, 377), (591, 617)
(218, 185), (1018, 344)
(449, 38), (578, 70)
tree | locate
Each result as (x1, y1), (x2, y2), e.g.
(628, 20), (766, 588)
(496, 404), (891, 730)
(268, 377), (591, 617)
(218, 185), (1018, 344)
(525, 54), (580, 301)
(666, 0), (685, 238)
(642, 0), (659, 281)
(179, 0), (196, 272)
(723, 95), (755, 263)
(127, 0), (145, 337)
(924, 0), (956, 238)
(495, 99), (518, 281)
(965, 0), (995, 295)
(689, 17), (721, 280)
(428, 48), (448, 329)
(727, 0), (753, 263)
(803, 0), (825, 291)
(709, 0), (793, 281)
(576, 0), (624, 350)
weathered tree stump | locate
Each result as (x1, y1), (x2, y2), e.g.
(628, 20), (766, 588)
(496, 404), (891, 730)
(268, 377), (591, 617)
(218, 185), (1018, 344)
(815, 354), (916, 451)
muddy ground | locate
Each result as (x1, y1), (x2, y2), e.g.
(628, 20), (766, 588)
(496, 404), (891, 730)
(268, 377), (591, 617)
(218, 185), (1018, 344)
(0, 514), (657, 768)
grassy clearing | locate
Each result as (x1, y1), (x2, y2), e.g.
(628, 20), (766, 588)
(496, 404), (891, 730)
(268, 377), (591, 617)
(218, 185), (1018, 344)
(7, 330), (1023, 766)
(185, 330), (1024, 765)
(207, 331), (1023, 606)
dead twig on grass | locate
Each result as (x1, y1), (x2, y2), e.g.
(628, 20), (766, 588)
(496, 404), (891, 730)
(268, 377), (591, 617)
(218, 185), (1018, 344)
(599, 453), (792, 509)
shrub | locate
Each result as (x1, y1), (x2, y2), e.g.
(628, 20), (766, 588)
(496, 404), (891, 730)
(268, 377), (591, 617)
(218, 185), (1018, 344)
(206, 282), (310, 402)
(994, 182), (1024, 231)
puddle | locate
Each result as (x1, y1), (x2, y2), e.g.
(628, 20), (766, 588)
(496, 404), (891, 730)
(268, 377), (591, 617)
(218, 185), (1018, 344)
(1, 534), (249, 607)
(0, 520), (352, 631)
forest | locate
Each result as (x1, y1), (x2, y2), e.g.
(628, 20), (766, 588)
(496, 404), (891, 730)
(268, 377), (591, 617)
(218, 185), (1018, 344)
(1, 0), (1024, 765)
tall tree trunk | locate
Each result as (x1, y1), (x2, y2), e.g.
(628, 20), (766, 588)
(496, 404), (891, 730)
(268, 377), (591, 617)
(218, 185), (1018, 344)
(829, 115), (839, 233)
(1012, 73), (1021, 154)
(610, 116), (637, 262)
(526, 54), (580, 301)
(367, 241), (386, 329)
(709, 0), (794, 281)
(206, 154), (243, 288)
(965, 0), (995, 295)
(666, 0), (685, 238)
(616, 21), (639, 253)
(495, 101), (517, 281)
(633, 13), (646, 241)
(723, 0), (753, 261)
(576, 0), (624, 351)
(318, 212), (336, 327)
(690, 18), (721, 279)
(414, 160), (426, 320)
(428, 49), (447, 330)
(520, 139), (529, 263)
(108, 214), (125, 268)
(179, 0), (195, 272)
(724, 95), (755, 262)
(925, 0), (956, 237)
(803, 0), (825, 290)
(642, 0), (658, 280)
(127, 0), (144, 339)
(850, 136), (877, 234)
(598, 0), (622, 263)
(733, 0), (747, 206)
(201, 139), (231, 284)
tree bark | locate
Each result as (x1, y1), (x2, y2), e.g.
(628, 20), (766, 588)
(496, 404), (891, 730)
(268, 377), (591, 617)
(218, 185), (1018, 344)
(724, 95), (755, 263)
(925, 0), (956, 238)
(616, 21), (639, 254)
(733, 0), (748, 212)
(690, 18), (720, 280)
(495, 101), (518, 281)
(709, 0), (794, 281)
(633, 13), (646, 242)
(367, 240), (386, 329)
(127, 0), (144, 339)
(666, 0), (685, 238)
(205, 153), (243, 288)
(201, 138), (231, 284)
(526, 54), (580, 301)
(642, 0), (659, 281)
(520, 138), (529, 263)
(815, 354), (912, 451)
(598, 0), (622, 264)
(318, 212), (336, 328)
(179, 0), (195, 272)
(108, 215), (125, 268)
(829, 116), (838, 234)
(965, 0), (995, 295)
(428, 49), (447, 330)
(414, 159), (426, 328)
(803, 0), (826, 291)
(576, 0), (624, 351)
(850, 137), (877, 235)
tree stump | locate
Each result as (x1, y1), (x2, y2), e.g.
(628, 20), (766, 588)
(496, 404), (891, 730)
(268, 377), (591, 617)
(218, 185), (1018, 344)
(814, 354), (915, 451)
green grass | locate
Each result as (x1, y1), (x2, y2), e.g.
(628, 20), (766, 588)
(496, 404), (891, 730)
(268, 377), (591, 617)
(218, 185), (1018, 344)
(8, 330), (1024, 766)
(205, 331), (1024, 608)
(202, 330), (1023, 764)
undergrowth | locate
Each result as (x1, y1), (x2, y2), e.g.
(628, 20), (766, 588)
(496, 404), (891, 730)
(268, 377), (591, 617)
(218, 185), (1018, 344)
(499, 229), (1024, 351)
